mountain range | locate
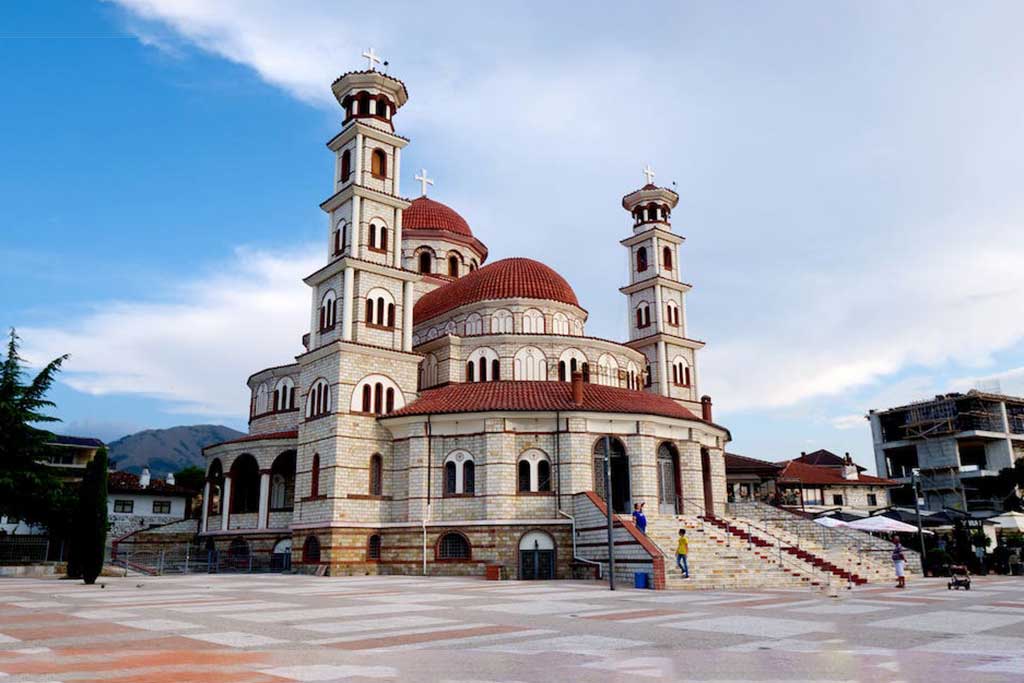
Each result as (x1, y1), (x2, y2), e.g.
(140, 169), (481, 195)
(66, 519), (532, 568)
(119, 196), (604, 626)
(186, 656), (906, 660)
(107, 424), (244, 475)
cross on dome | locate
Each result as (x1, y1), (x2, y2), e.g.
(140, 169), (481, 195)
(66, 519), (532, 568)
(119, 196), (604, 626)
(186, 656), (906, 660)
(415, 168), (434, 197)
(643, 164), (656, 186)
(362, 47), (382, 71)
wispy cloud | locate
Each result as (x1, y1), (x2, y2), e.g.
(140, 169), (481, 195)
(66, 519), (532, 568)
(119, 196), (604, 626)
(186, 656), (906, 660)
(23, 246), (319, 416)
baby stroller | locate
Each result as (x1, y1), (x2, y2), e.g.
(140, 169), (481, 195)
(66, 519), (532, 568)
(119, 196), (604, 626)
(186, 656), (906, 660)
(947, 564), (971, 590)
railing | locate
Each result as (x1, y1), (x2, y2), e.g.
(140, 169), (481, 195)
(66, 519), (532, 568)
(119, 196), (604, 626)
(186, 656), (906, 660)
(0, 535), (52, 564)
(110, 542), (291, 576)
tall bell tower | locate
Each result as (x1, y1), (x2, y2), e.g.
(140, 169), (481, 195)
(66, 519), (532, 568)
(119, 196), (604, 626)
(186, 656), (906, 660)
(620, 167), (704, 413)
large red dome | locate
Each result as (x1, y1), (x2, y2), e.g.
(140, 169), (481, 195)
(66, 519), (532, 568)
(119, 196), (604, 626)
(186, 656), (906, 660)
(414, 257), (581, 323)
(403, 197), (473, 237)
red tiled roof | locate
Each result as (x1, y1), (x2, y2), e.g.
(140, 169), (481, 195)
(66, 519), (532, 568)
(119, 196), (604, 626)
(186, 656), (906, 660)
(777, 460), (897, 487)
(725, 452), (783, 474)
(414, 257), (580, 323)
(108, 471), (195, 496)
(403, 197), (473, 237)
(204, 430), (298, 452)
(385, 381), (700, 421)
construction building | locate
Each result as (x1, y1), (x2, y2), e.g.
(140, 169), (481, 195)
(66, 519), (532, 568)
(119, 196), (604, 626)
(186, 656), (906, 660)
(868, 391), (1024, 515)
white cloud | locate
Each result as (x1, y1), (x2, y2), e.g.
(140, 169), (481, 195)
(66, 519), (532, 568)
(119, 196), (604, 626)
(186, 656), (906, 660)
(830, 414), (866, 430)
(22, 246), (319, 416)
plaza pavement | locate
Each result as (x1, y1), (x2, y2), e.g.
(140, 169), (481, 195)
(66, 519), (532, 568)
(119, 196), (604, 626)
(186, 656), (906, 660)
(2, 573), (1024, 682)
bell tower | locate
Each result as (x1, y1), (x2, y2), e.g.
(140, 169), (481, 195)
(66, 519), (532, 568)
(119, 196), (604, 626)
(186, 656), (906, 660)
(619, 167), (704, 413)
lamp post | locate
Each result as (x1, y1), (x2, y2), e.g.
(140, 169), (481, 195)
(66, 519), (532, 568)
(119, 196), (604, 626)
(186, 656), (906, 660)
(604, 434), (615, 590)
(911, 469), (928, 564)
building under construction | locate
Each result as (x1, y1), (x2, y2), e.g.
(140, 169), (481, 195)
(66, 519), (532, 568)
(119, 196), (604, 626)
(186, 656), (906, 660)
(868, 390), (1024, 515)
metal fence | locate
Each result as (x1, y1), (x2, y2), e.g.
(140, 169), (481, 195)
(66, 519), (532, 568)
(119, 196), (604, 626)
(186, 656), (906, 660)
(110, 541), (292, 576)
(0, 535), (54, 564)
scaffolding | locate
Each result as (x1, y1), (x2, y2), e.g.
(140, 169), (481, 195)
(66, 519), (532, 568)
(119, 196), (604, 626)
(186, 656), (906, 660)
(885, 393), (1007, 441)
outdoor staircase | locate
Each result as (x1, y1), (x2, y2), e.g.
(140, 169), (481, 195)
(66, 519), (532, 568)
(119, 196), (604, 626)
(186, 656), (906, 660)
(702, 515), (869, 586)
(644, 516), (825, 591)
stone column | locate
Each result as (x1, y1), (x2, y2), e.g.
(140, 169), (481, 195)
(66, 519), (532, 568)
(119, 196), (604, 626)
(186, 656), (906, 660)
(402, 281), (414, 352)
(221, 475), (233, 531)
(654, 283), (664, 334)
(352, 195), (362, 259)
(394, 147), (402, 196)
(394, 208), (403, 268)
(657, 341), (669, 397)
(651, 233), (659, 277)
(257, 470), (271, 530)
(342, 266), (355, 341)
(354, 132), (364, 185)
(201, 480), (210, 533)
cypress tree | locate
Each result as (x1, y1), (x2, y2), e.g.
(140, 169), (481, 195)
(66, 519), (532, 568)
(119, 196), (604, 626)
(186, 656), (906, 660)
(76, 448), (109, 585)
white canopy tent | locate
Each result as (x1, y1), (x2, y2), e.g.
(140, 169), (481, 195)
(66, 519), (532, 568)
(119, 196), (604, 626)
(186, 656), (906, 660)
(813, 516), (850, 528)
(989, 511), (1024, 532)
(847, 516), (932, 535)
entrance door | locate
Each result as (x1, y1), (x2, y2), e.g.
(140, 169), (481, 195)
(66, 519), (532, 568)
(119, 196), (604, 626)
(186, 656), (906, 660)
(700, 448), (715, 515)
(519, 531), (555, 580)
(658, 443), (682, 515)
(593, 437), (631, 514)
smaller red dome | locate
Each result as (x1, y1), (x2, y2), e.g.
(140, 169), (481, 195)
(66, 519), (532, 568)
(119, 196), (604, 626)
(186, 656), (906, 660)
(403, 197), (473, 237)
(414, 257), (581, 323)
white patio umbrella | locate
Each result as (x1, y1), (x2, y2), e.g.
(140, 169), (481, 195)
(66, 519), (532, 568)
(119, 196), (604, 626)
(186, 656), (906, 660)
(989, 511), (1024, 532)
(814, 516), (849, 528)
(847, 515), (932, 534)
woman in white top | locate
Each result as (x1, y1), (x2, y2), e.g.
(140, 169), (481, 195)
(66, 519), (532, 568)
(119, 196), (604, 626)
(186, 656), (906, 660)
(892, 536), (907, 589)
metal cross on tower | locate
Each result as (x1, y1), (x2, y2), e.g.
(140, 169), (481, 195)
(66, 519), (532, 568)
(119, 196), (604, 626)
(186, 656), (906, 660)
(415, 168), (434, 197)
(362, 47), (382, 71)
(643, 165), (656, 185)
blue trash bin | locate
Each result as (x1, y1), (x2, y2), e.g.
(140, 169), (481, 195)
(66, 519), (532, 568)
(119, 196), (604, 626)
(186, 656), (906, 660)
(634, 572), (649, 589)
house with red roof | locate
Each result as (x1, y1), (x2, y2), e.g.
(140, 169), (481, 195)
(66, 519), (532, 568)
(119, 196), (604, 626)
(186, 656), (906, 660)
(199, 61), (732, 583)
(774, 451), (897, 513)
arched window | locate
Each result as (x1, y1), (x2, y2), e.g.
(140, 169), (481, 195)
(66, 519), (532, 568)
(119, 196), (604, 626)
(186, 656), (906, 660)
(274, 377), (296, 411)
(644, 362), (653, 387)
(582, 362), (590, 383)
(385, 387), (395, 413)
(418, 251), (432, 274)
(320, 290), (337, 331)
(558, 349), (587, 381)
(522, 308), (544, 334)
(448, 254), (459, 277)
(305, 379), (331, 419)
(636, 247), (648, 273)
(367, 534), (382, 560)
(373, 382), (383, 414)
(380, 226), (388, 252)
(592, 437), (628, 512)
(625, 362), (640, 391)
(340, 149), (351, 182)
(437, 532), (470, 560)
(551, 312), (569, 335)
(513, 347), (548, 380)
(663, 245), (673, 270)
(351, 375), (405, 414)
(636, 303), (651, 329)
(490, 309), (513, 334)
(465, 313), (483, 335)
(371, 149), (387, 179)
(597, 354), (619, 387)
(518, 460), (531, 492)
(387, 303), (395, 328)
(672, 357), (691, 386)
(558, 360), (566, 381)
(365, 288), (396, 328)
(310, 454), (320, 498)
(302, 535), (321, 563)
(334, 221), (347, 256)
(361, 384), (372, 412)
(206, 459), (224, 515)
(466, 348), (499, 383)
(666, 301), (680, 327)
(443, 451), (474, 495)
(422, 354), (438, 388)
(270, 450), (296, 510)
(517, 450), (551, 493)
(369, 453), (383, 496)
(365, 298), (374, 325)
(368, 223), (377, 249)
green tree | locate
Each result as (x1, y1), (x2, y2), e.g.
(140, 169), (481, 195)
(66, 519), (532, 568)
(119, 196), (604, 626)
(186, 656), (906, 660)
(74, 448), (109, 584)
(0, 329), (70, 525)
(174, 465), (206, 493)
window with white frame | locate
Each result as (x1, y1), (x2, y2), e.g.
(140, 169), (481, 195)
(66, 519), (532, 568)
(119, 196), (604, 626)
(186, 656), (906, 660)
(490, 309), (513, 334)
(517, 449), (552, 493)
(443, 451), (475, 495)
(597, 353), (619, 387)
(671, 357), (691, 387)
(522, 308), (544, 334)
(666, 301), (680, 327)
(364, 287), (396, 329)
(152, 500), (171, 514)
(114, 500), (133, 513)
(305, 378), (331, 418)
(635, 302), (651, 329)
(273, 377), (296, 411)
(466, 347), (500, 382)
(557, 348), (589, 382)
(464, 313), (483, 335)
(513, 346), (548, 381)
(319, 290), (338, 331)
(254, 383), (269, 415)
(551, 312), (569, 335)
(350, 374), (405, 415)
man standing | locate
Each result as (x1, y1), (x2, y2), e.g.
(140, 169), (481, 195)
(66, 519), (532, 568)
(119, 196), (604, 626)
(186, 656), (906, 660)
(676, 529), (689, 578)
(892, 536), (906, 589)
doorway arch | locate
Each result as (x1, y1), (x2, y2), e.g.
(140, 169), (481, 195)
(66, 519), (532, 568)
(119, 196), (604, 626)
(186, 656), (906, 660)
(700, 447), (715, 515)
(657, 442), (682, 515)
(518, 530), (555, 580)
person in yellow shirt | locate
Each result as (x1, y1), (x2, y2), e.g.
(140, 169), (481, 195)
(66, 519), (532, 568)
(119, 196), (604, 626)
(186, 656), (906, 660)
(676, 529), (689, 578)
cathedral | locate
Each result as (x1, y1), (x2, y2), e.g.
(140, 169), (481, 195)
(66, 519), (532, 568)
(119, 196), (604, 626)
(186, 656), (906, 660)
(201, 54), (731, 581)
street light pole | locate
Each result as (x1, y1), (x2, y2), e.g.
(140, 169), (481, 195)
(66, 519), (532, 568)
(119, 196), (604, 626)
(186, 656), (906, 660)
(912, 469), (927, 564)
(604, 435), (615, 591)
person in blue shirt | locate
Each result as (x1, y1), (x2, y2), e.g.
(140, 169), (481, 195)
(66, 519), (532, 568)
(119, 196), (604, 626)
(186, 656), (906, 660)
(634, 502), (647, 534)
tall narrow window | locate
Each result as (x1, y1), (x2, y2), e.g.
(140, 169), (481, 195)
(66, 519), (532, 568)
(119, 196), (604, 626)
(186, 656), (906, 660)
(369, 224), (377, 249)
(373, 382), (383, 414)
(362, 384), (372, 412)
(636, 247), (648, 272)
(365, 299), (374, 324)
(491, 359), (500, 381)
(340, 150), (351, 182)
(466, 361), (475, 382)
(448, 255), (459, 277)
(582, 362), (590, 383)
(558, 360), (566, 381)
(385, 387), (395, 413)
(368, 534), (382, 559)
(380, 227), (388, 252)
(479, 359), (488, 382)
(445, 461), (457, 495)
(636, 309), (643, 328)
(518, 460), (531, 492)
(376, 297), (385, 325)
(463, 461), (475, 494)
(369, 454), (383, 496)
(310, 454), (320, 498)
(663, 245), (673, 270)
(387, 303), (395, 328)
(537, 460), (551, 492)
(419, 252), (431, 274)
(371, 149), (387, 179)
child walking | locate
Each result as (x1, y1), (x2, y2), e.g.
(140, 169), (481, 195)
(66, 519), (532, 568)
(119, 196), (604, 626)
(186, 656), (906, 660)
(676, 529), (689, 578)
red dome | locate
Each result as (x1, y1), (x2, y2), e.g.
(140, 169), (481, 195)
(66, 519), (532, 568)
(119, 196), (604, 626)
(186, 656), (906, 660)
(414, 257), (581, 323)
(403, 197), (473, 237)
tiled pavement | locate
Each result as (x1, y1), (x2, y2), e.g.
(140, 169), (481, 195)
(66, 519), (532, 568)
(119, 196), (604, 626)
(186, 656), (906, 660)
(2, 574), (1024, 681)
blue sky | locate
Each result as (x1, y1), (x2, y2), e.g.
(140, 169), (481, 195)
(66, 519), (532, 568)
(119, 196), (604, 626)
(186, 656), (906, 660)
(4, 1), (1024, 471)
